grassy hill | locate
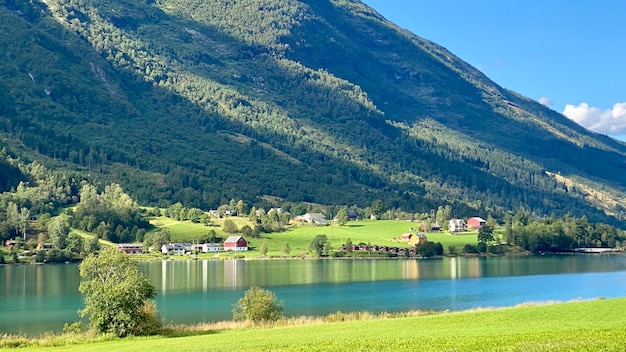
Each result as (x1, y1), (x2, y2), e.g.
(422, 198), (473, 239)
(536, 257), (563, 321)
(1, 0), (626, 225)
(3, 298), (624, 351)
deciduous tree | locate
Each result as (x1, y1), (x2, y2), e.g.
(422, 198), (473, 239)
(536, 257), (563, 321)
(78, 247), (161, 337)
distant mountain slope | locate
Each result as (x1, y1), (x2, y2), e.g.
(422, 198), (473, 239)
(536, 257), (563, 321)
(1, 0), (625, 224)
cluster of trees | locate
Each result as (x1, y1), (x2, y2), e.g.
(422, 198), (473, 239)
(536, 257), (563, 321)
(504, 214), (624, 254)
(71, 184), (150, 243)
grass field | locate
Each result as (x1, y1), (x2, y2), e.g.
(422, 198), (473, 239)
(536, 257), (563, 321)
(3, 298), (624, 351)
(147, 217), (479, 258)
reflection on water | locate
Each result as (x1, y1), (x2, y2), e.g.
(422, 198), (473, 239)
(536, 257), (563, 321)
(2, 254), (626, 336)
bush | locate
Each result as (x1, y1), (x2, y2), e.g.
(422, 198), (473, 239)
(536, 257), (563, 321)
(477, 241), (488, 253)
(233, 286), (284, 324)
(415, 241), (443, 257)
(463, 244), (478, 254)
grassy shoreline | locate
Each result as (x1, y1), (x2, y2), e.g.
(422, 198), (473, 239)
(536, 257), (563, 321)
(2, 298), (624, 351)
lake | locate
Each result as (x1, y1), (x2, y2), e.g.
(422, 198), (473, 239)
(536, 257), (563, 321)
(2, 254), (626, 336)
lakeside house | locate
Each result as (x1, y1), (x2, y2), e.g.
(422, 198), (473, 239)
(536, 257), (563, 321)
(202, 243), (222, 253)
(224, 236), (248, 252)
(161, 243), (186, 255)
(117, 243), (143, 255)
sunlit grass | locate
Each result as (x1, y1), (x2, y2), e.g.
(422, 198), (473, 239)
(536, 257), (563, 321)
(3, 298), (624, 351)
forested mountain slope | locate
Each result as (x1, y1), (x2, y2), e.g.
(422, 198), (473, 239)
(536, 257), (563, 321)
(1, 0), (625, 224)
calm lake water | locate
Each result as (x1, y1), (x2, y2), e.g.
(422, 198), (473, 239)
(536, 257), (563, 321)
(2, 254), (626, 336)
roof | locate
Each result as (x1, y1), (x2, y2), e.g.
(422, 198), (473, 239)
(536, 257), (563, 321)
(224, 235), (246, 244)
(469, 217), (486, 223)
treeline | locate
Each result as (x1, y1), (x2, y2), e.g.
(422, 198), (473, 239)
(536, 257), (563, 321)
(505, 213), (624, 253)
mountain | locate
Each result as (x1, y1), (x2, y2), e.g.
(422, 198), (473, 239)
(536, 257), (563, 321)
(1, 0), (625, 224)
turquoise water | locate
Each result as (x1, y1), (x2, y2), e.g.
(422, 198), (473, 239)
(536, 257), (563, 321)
(2, 254), (626, 335)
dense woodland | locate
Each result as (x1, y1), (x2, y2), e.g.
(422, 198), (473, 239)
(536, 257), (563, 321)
(1, 0), (626, 230)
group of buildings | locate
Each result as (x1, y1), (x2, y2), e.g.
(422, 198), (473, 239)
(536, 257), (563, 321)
(117, 235), (248, 255)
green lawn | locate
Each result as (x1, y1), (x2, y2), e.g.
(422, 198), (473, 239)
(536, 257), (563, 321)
(4, 298), (624, 351)
(147, 217), (478, 258)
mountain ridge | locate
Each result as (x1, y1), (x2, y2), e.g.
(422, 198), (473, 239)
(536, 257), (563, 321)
(1, 0), (625, 225)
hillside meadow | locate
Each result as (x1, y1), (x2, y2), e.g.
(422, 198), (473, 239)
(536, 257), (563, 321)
(2, 298), (624, 351)
(147, 218), (480, 257)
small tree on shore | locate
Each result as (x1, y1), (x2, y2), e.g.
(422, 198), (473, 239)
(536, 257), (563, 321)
(233, 286), (284, 324)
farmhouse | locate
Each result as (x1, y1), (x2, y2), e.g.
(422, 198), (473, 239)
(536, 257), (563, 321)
(449, 218), (467, 233)
(161, 243), (185, 255)
(224, 236), (248, 251)
(202, 243), (222, 253)
(298, 213), (328, 225)
(467, 217), (486, 229)
(117, 243), (143, 255)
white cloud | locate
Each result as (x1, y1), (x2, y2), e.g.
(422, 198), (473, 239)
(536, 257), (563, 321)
(562, 102), (626, 135)
(538, 96), (554, 107)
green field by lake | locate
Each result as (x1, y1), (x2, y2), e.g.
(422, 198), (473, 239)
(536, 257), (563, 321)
(3, 298), (624, 351)
(149, 218), (480, 257)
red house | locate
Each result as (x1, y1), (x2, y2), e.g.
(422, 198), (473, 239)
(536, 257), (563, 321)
(467, 217), (486, 229)
(224, 236), (248, 252)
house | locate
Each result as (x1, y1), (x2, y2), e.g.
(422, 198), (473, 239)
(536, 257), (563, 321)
(412, 233), (428, 245)
(449, 218), (467, 233)
(298, 213), (328, 225)
(224, 236), (248, 252)
(467, 217), (487, 229)
(347, 210), (358, 221)
(161, 243), (185, 255)
(117, 243), (143, 255)
(420, 222), (441, 232)
(202, 243), (222, 253)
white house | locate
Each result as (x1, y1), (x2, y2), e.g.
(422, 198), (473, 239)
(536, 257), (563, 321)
(202, 243), (222, 253)
(297, 213), (328, 225)
(449, 219), (467, 233)
(161, 243), (185, 255)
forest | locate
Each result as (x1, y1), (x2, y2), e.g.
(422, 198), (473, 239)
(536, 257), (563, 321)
(0, 0), (626, 228)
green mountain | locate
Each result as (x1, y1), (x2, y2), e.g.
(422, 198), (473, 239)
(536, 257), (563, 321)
(1, 0), (625, 224)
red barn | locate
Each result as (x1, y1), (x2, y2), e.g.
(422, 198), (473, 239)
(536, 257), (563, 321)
(467, 217), (486, 229)
(224, 236), (248, 252)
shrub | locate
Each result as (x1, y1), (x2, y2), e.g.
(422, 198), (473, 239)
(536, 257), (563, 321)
(463, 244), (478, 254)
(233, 286), (284, 324)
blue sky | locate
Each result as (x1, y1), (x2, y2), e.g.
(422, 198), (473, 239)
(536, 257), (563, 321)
(362, 0), (626, 141)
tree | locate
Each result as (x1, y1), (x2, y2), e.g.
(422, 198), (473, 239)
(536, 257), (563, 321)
(232, 286), (284, 324)
(478, 225), (495, 243)
(282, 242), (290, 255)
(335, 207), (349, 226)
(309, 234), (329, 257)
(78, 247), (161, 337)
(370, 199), (384, 219)
(223, 219), (238, 233)
(260, 242), (268, 257)
(48, 215), (70, 250)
